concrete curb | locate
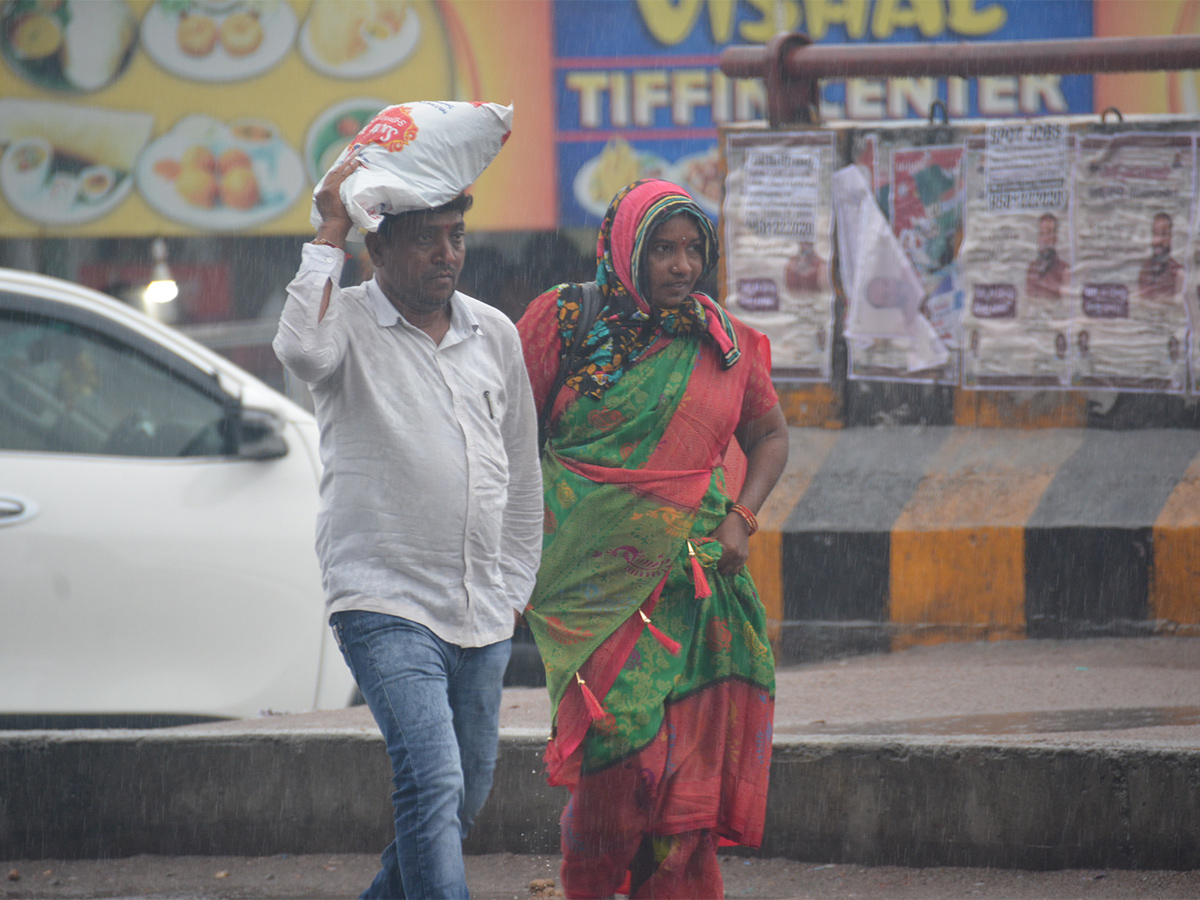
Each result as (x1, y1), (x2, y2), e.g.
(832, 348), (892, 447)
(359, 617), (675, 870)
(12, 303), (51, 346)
(746, 427), (1200, 663)
(762, 737), (1200, 870)
(3, 728), (1197, 870)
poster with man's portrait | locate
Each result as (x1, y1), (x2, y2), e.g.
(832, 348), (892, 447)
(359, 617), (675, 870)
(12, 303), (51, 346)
(1074, 132), (1193, 392)
(960, 127), (1075, 388)
(723, 130), (837, 380)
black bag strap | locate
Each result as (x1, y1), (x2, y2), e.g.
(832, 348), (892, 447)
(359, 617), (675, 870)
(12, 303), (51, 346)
(538, 281), (604, 455)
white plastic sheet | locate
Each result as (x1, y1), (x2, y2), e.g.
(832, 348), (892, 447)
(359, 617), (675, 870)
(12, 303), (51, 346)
(832, 164), (948, 374)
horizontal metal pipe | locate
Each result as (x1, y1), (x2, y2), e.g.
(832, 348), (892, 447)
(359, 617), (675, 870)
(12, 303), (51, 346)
(721, 35), (1200, 80)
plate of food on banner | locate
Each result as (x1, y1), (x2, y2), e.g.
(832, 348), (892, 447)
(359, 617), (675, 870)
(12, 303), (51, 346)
(137, 115), (304, 230)
(299, 0), (419, 79)
(573, 137), (668, 218)
(0, 0), (137, 93)
(0, 100), (152, 226)
(140, 0), (298, 82)
(672, 147), (721, 217)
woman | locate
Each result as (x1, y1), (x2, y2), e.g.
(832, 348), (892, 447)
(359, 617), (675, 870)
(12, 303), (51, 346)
(517, 179), (789, 899)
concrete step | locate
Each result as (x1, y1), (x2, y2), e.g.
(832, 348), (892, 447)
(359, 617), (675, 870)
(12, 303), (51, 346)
(4, 638), (1198, 870)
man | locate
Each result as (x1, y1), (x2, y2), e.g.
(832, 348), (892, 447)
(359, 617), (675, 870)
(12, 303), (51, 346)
(784, 241), (829, 294)
(1025, 212), (1069, 301)
(273, 154), (542, 899)
(1138, 212), (1183, 300)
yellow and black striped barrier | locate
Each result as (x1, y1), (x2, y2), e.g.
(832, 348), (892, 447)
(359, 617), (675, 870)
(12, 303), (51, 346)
(747, 426), (1200, 663)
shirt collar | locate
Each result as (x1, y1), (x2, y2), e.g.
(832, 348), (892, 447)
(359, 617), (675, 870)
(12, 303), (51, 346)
(366, 279), (483, 344)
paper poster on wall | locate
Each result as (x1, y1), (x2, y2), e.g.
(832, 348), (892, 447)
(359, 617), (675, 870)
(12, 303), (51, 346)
(842, 132), (965, 383)
(1190, 187), (1200, 396)
(984, 119), (1070, 214)
(723, 130), (835, 380)
(1072, 132), (1193, 393)
(961, 125), (1076, 389)
(892, 145), (965, 279)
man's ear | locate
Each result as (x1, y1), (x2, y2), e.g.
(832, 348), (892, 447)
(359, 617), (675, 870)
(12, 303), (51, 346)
(364, 231), (384, 267)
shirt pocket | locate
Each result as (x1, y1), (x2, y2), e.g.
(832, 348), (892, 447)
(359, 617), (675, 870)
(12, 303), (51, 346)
(470, 377), (509, 495)
(479, 382), (505, 432)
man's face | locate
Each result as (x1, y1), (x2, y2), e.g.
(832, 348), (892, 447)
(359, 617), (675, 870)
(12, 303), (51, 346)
(1152, 216), (1173, 260)
(367, 210), (466, 313)
(1038, 216), (1058, 254)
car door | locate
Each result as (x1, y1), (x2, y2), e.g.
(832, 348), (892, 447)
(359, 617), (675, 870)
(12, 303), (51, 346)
(0, 287), (333, 721)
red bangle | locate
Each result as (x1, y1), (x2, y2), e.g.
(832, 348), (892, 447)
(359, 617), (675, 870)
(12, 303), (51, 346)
(729, 503), (758, 536)
(310, 238), (343, 250)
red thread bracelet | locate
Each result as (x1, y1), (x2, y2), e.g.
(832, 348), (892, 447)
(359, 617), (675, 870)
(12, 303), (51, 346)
(310, 238), (351, 260)
(730, 503), (758, 536)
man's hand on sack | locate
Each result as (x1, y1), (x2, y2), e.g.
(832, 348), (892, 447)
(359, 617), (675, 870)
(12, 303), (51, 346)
(314, 152), (361, 247)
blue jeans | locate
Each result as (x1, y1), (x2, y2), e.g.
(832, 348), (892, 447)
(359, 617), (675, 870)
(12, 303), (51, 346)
(331, 611), (511, 900)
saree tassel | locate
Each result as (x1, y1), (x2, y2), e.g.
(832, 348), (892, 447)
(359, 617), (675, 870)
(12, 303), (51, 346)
(639, 609), (681, 656)
(687, 540), (712, 599)
(575, 672), (607, 721)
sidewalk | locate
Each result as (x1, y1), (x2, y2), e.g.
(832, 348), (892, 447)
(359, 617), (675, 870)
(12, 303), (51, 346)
(192, 636), (1200, 745)
(2, 638), (1198, 871)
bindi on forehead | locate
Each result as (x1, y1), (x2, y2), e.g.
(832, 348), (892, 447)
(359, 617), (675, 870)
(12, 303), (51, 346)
(649, 216), (703, 249)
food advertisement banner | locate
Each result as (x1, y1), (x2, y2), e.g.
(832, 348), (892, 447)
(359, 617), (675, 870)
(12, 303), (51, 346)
(3, 0), (1199, 241)
(0, 0), (555, 237)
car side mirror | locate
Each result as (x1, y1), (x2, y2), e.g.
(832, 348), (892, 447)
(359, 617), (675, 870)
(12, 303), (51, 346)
(235, 407), (288, 460)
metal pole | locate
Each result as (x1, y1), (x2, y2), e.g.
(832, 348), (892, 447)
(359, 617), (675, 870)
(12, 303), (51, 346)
(720, 34), (1200, 125)
(722, 34), (1200, 79)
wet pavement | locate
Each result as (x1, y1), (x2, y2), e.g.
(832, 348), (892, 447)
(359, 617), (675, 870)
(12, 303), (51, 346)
(3, 853), (1200, 899)
(4, 638), (1199, 898)
(762, 636), (1200, 745)
(191, 635), (1200, 746)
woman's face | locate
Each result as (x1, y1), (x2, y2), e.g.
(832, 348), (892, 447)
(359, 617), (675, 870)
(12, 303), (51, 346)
(643, 214), (704, 310)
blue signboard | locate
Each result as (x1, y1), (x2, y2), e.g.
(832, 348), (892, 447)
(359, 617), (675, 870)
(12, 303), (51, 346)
(554, 0), (1095, 226)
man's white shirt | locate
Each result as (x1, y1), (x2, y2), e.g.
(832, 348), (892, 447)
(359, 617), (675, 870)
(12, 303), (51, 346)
(274, 243), (542, 647)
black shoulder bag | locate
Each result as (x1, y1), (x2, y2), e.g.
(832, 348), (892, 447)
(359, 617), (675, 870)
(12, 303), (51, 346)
(538, 281), (604, 456)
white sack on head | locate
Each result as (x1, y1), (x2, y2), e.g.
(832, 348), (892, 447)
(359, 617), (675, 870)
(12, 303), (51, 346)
(310, 100), (513, 233)
(832, 164), (949, 373)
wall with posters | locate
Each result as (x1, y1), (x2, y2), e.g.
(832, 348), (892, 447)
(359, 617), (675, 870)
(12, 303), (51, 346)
(723, 117), (1200, 398)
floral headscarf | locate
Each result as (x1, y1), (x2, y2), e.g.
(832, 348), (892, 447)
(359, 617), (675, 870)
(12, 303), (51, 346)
(556, 179), (739, 399)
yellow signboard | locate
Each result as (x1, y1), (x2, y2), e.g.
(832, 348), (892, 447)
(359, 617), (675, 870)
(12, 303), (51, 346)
(0, 0), (556, 237)
(1095, 0), (1200, 116)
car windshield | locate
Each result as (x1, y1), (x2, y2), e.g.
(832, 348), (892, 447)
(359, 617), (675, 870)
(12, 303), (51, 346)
(0, 309), (227, 457)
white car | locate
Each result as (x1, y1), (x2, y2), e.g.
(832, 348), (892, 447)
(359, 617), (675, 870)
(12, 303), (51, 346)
(0, 267), (355, 725)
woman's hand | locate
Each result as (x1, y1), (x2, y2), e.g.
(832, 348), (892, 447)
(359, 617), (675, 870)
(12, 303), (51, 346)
(711, 512), (751, 575)
(707, 402), (790, 578)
